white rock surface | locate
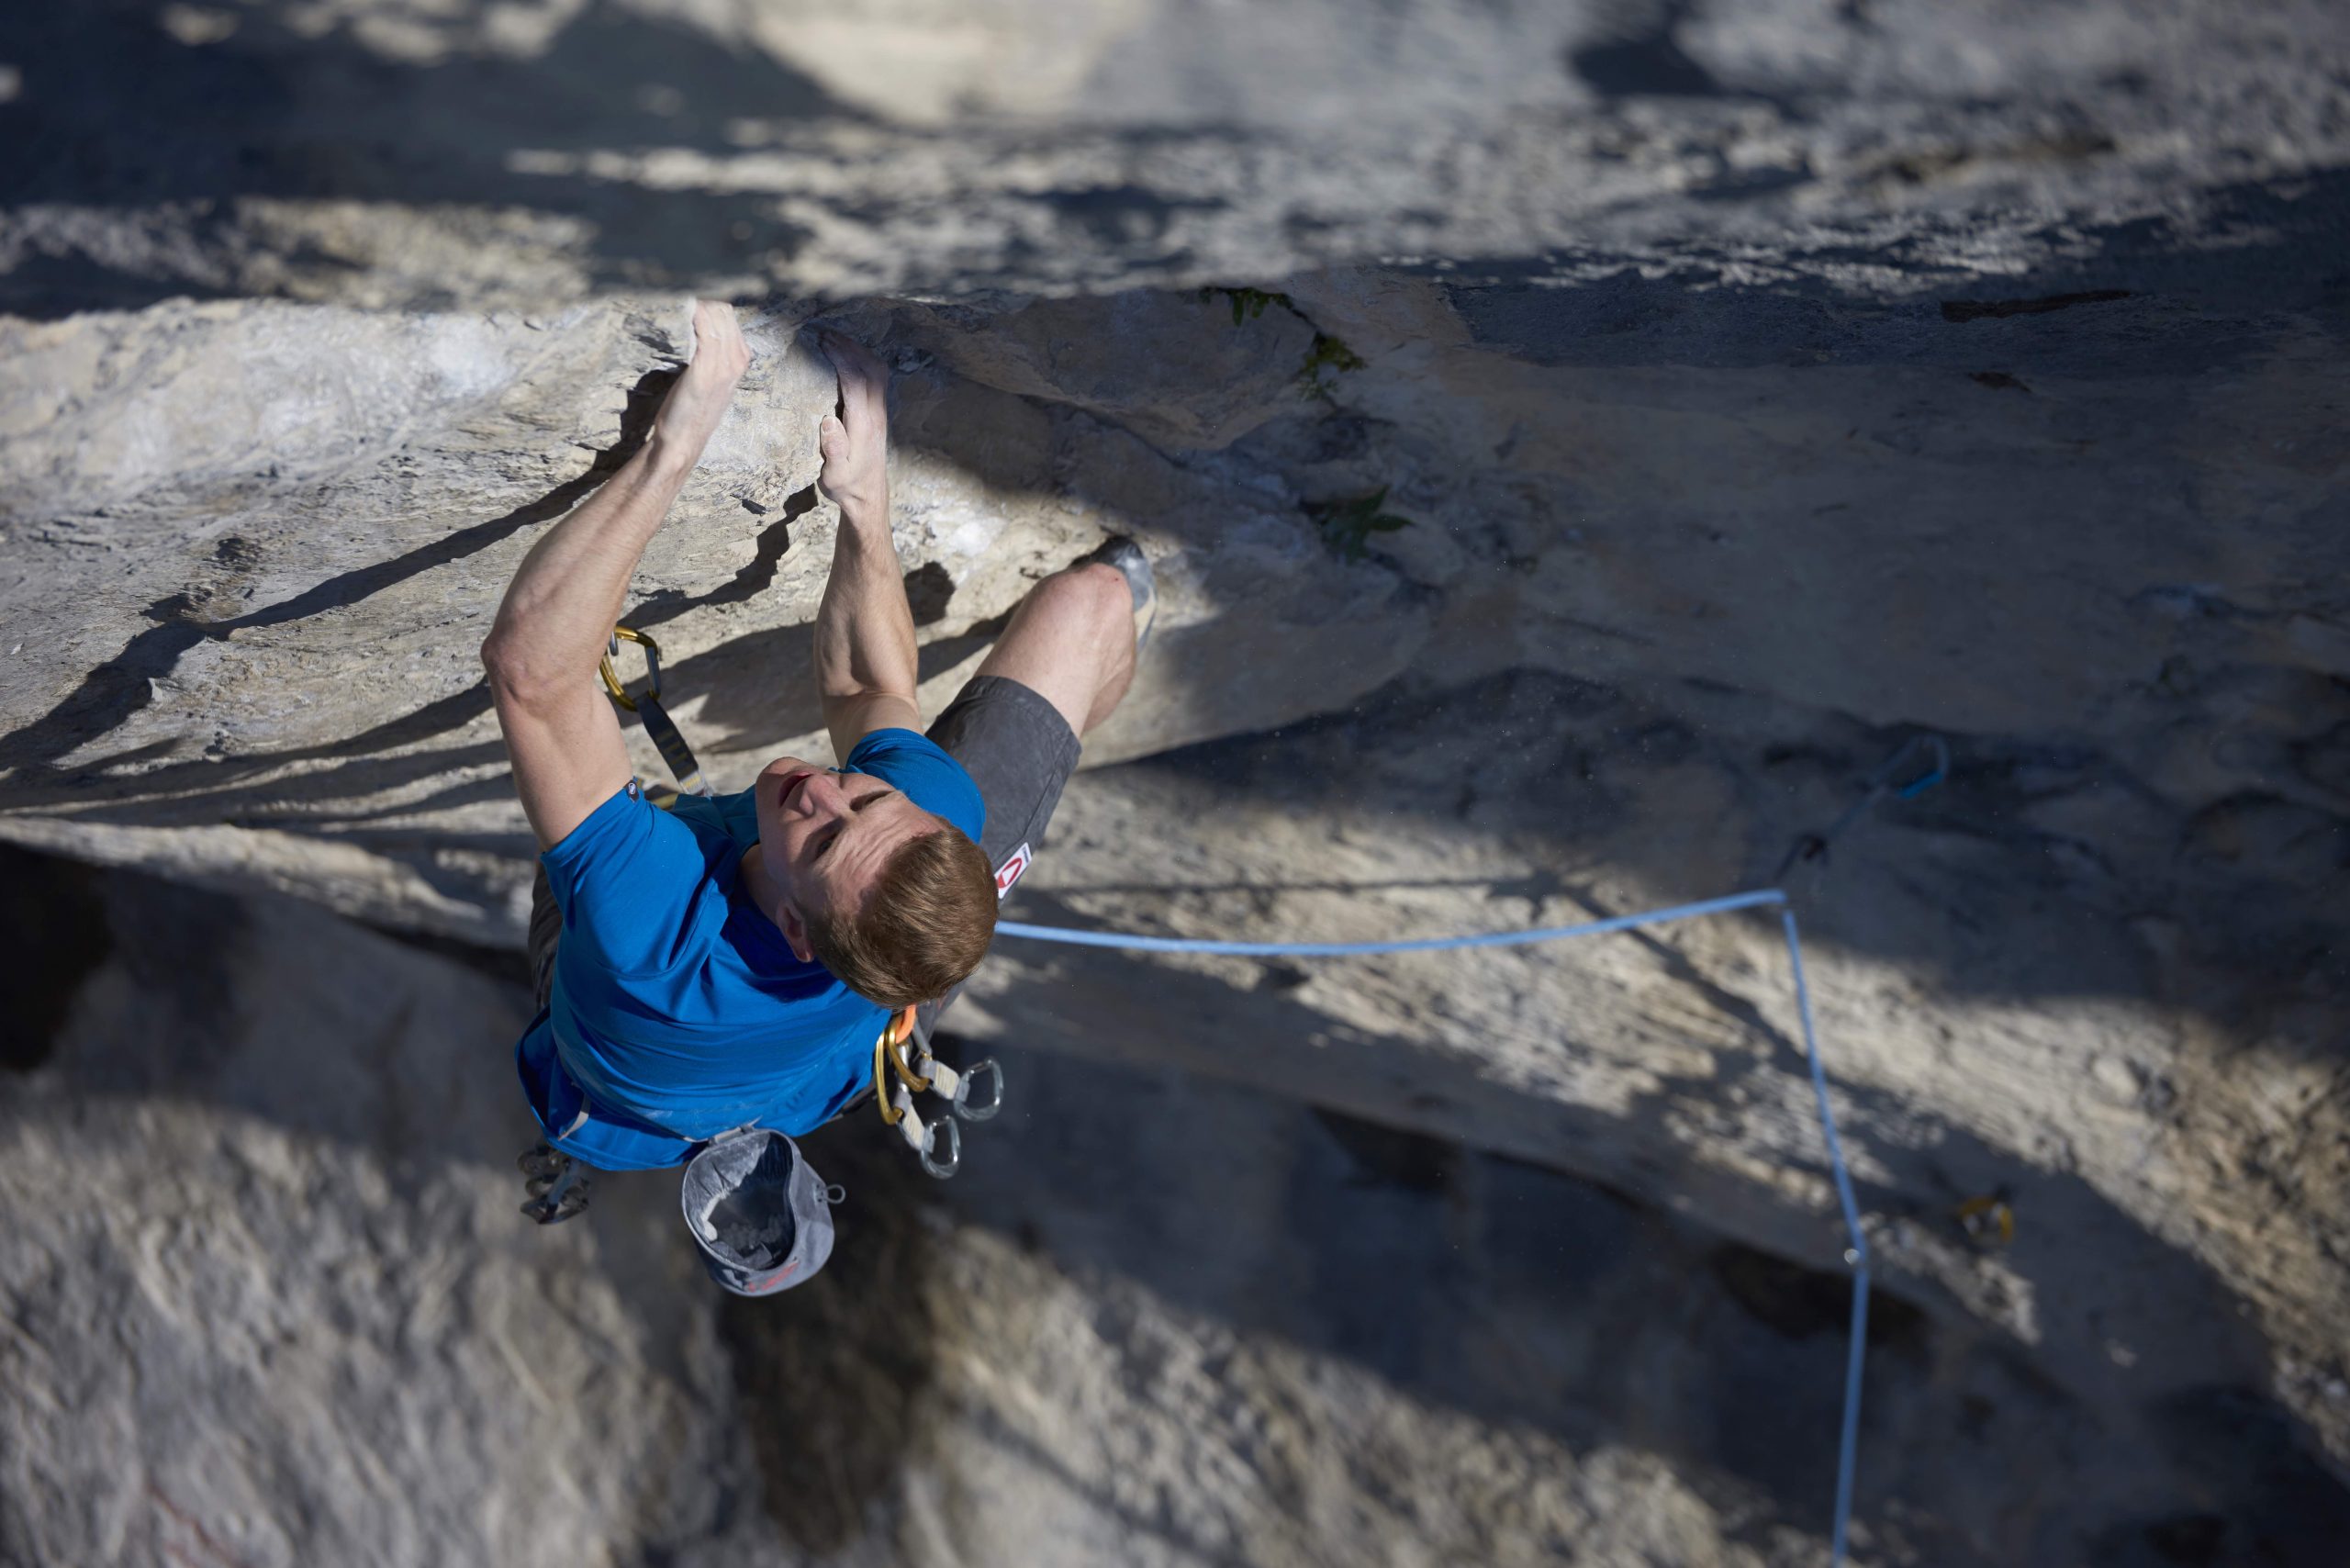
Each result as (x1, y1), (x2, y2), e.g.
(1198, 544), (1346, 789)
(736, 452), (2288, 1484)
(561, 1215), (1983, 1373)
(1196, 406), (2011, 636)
(2, 1), (2348, 1560)
(2, 252), (2346, 1534)
(10, 849), (2346, 1566)
(4, 1), (2347, 308)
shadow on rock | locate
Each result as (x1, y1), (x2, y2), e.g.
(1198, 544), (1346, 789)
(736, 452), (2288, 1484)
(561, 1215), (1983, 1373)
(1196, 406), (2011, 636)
(10, 830), (2350, 1563)
(0, 0), (847, 315)
(0, 844), (114, 1071)
(0, 363), (677, 786)
(5, 843), (534, 1172)
(927, 1032), (2350, 1564)
(714, 1115), (947, 1555)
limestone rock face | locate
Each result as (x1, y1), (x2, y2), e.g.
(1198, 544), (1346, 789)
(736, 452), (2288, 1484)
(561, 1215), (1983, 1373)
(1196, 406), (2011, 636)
(0, 848), (775, 1568)
(0, 286), (1434, 937)
(4, 269), (2342, 936)
(3, 0), (2350, 1562)
(7, 258), (2347, 1556)
(10, 848), (2348, 1567)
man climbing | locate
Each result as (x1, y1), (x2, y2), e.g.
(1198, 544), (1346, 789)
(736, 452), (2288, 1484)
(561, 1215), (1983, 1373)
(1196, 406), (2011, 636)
(481, 301), (1152, 1281)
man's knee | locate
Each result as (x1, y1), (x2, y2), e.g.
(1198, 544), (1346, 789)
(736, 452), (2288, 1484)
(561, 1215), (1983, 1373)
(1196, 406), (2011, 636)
(1026, 563), (1131, 641)
(982, 560), (1136, 735)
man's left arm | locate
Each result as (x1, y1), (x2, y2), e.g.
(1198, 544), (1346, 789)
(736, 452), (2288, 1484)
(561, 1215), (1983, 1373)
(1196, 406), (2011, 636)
(482, 301), (750, 849)
(810, 330), (925, 759)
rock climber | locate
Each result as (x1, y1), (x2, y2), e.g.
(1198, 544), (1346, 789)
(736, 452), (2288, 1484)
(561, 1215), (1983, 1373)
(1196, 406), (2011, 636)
(480, 301), (1154, 1277)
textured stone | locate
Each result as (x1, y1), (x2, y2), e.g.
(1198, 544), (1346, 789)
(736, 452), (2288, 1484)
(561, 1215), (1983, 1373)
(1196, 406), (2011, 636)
(0, 286), (1429, 939)
(9, 850), (2347, 1566)
(2, 230), (2347, 1513)
(3, 0), (2349, 1561)
(968, 662), (2350, 1495)
(4, 1), (2349, 310)
(3, 266), (2342, 935)
(0, 848), (774, 1568)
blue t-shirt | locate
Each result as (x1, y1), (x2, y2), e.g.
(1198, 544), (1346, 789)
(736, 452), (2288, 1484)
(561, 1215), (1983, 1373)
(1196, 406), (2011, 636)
(513, 729), (983, 1168)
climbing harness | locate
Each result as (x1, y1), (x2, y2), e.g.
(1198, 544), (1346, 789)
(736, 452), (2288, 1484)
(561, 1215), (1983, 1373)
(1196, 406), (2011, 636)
(516, 997), (1002, 1248)
(871, 1005), (1005, 1179)
(600, 624), (711, 799)
(1773, 734), (1948, 887)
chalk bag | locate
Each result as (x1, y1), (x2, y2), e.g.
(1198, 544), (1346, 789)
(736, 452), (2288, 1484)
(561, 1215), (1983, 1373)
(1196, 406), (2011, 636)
(678, 1128), (844, 1297)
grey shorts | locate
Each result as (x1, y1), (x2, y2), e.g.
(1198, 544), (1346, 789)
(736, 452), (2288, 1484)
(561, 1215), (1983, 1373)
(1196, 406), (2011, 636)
(923, 673), (1081, 895)
(915, 672), (1082, 1030)
(528, 673), (1081, 1017)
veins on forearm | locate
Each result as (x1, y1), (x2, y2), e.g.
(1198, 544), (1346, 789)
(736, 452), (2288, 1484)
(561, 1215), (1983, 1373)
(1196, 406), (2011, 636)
(487, 445), (688, 681)
(813, 491), (918, 700)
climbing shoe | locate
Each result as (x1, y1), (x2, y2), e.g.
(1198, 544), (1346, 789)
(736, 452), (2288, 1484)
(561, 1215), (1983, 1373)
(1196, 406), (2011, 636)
(518, 1140), (594, 1225)
(1079, 535), (1158, 655)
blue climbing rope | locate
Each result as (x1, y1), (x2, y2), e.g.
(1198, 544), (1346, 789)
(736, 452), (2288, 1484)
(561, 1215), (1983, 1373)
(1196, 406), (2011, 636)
(998, 886), (1872, 1567)
(996, 887), (1785, 956)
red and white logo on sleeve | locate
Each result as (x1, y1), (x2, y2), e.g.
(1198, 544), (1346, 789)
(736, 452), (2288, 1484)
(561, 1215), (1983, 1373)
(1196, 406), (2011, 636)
(993, 843), (1032, 901)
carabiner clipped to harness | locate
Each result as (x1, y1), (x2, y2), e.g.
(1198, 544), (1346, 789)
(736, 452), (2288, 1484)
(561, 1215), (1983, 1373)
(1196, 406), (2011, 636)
(871, 1006), (1004, 1177)
(597, 624), (661, 713)
(908, 1098), (961, 1179)
(949, 1058), (1004, 1122)
(600, 623), (713, 799)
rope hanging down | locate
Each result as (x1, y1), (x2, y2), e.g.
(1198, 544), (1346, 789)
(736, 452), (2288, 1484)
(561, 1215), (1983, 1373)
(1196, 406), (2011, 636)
(996, 890), (1872, 1568)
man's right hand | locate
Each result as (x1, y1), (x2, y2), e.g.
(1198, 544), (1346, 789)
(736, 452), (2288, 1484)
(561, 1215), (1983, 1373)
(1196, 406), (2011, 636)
(649, 299), (750, 471)
(815, 329), (890, 521)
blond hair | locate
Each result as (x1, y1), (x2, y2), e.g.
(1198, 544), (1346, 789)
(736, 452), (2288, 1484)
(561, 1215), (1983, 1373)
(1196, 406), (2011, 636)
(808, 826), (997, 1008)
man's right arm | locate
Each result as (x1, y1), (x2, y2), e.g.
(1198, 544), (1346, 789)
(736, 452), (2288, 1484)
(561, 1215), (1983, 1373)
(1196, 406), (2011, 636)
(482, 301), (749, 849)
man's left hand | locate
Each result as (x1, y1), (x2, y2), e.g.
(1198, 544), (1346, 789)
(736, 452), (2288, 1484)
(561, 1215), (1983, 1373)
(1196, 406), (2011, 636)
(816, 329), (890, 520)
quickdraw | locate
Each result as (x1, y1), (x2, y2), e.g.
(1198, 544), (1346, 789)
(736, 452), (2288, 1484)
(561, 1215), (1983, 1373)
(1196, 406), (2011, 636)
(871, 1005), (1004, 1179)
(1772, 734), (1949, 885)
(1955, 1191), (2018, 1248)
(600, 624), (712, 799)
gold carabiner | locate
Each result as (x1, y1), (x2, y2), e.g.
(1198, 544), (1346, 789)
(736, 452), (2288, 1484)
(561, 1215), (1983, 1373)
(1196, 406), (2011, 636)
(1954, 1193), (2017, 1247)
(597, 624), (663, 712)
(873, 1035), (903, 1125)
(883, 1007), (930, 1093)
(871, 1008), (923, 1123)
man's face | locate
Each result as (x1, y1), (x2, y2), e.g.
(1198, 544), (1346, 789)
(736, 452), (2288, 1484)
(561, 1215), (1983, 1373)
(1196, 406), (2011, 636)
(752, 755), (941, 956)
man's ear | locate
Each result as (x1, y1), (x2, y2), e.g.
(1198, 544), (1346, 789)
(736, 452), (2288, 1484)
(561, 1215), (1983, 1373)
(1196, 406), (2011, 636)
(778, 902), (816, 965)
